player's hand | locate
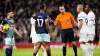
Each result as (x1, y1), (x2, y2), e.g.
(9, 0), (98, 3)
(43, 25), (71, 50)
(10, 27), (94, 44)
(1, 30), (5, 33)
(1, 29), (7, 33)
(18, 34), (22, 38)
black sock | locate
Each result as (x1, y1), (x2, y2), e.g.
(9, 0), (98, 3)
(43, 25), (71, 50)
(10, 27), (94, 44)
(5, 48), (12, 56)
(9, 49), (12, 56)
(62, 46), (66, 56)
(33, 53), (36, 56)
(73, 45), (77, 56)
(47, 52), (51, 56)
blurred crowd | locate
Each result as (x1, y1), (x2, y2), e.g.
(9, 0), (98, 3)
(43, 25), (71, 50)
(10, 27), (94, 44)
(0, 0), (100, 43)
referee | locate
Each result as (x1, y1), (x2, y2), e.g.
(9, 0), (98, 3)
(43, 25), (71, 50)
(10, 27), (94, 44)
(54, 5), (78, 56)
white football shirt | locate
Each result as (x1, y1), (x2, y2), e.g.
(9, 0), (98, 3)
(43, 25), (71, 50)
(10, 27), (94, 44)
(77, 12), (89, 34)
(30, 17), (37, 38)
(87, 11), (95, 35)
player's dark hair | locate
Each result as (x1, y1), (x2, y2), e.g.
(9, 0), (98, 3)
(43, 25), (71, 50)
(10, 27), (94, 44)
(87, 3), (93, 9)
(40, 4), (46, 10)
(7, 10), (13, 13)
(59, 4), (65, 7)
(58, 4), (68, 11)
(29, 11), (35, 17)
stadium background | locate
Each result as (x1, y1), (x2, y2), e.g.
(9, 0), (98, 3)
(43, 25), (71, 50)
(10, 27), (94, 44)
(0, 0), (100, 48)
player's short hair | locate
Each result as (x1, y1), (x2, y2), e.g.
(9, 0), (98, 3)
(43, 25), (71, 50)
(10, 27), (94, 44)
(7, 10), (14, 16)
(59, 4), (65, 8)
(29, 11), (35, 17)
(40, 4), (46, 10)
(7, 10), (13, 13)
(77, 4), (83, 10)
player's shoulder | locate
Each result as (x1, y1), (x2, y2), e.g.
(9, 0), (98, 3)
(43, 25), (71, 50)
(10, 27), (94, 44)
(78, 12), (87, 20)
(3, 18), (8, 21)
(1, 18), (8, 25)
(57, 13), (61, 18)
(2, 18), (8, 22)
(31, 17), (35, 21)
(88, 11), (95, 19)
(78, 12), (87, 18)
(88, 11), (95, 16)
(79, 12), (87, 16)
(42, 13), (48, 17)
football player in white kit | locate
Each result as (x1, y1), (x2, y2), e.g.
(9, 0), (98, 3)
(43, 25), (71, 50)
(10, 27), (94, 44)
(77, 4), (90, 56)
(30, 11), (47, 56)
(85, 4), (95, 56)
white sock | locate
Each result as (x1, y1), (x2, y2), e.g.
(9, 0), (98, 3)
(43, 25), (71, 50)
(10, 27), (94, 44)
(80, 44), (89, 56)
(40, 45), (47, 56)
(86, 43), (94, 56)
(90, 44), (94, 56)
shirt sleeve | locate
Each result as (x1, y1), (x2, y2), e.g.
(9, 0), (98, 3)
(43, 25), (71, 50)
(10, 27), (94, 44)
(0, 20), (7, 26)
(78, 13), (86, 21)
(30, 18), (36, 25)
(54, 16), (59, 26)
(45, 15), (49, 22)
(88, 14), (95, 26)
(69, 13), (75, 23)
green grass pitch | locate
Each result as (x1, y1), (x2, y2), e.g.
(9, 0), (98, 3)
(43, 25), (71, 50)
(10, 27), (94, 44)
(0, 48), (100, 56)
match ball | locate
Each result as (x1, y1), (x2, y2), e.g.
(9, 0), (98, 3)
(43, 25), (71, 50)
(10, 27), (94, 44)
(2, 24), (10, 31)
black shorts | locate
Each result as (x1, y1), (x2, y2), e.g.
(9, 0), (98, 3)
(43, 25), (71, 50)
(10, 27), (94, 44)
(61, 28), (75, 43)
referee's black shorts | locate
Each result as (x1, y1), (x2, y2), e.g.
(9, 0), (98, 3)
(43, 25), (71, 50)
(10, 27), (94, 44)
(61, 28), (75, 43)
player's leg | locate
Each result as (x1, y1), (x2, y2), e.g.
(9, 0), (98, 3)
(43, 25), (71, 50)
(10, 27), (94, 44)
(61, 30), (67, 56)
(43, 34), (51, 56)
(40, 45), (47, 56)
(34, 43), (39, 56)
(32, 35), (39, 56)
(80, 43), (89, 56)
(33, 42), (41, 56)
(72, 42), (77, 56)
(79, 34), (89, 56)
(33, 34), (43, 56)
(87, 34), (95, 56)
(5, 45), (13, 56)
(68, 29), (77, 56)
(5, 38), (15, 56)
(45, 42), (51, 56)
(62, 43), (67, 56)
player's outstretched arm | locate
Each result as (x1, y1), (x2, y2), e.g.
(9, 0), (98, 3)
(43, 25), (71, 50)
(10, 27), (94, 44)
(13, 26), (22, 38)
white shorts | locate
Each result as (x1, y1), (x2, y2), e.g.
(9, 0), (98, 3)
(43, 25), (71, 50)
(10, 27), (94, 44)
(31, 34), (38, 43)
(79, 34), (95, 42)
(5, 38), (15, 46)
